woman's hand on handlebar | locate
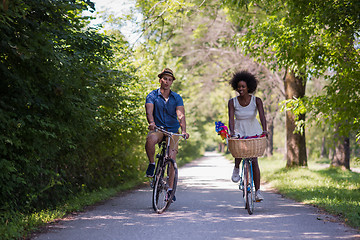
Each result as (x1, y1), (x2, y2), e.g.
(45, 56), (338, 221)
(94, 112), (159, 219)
(262, 131), (269, 137)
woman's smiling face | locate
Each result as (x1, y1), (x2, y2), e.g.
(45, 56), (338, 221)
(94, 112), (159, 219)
(237, 81), (248, 96)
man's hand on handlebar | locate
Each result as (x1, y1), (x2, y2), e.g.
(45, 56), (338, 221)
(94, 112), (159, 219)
(182, 132), (190, 139)
(148, 122), (156, 131)
(152, 125), (189, 139)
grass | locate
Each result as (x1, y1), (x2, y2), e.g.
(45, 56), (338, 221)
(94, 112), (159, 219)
(257, 153), (360, 230)
(0, 179), (145, 240)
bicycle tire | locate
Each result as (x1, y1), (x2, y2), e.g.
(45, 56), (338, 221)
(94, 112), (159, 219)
(243, 159), (254, 215)
(152, 158), (178, 213)
(168, 158), (178, 206)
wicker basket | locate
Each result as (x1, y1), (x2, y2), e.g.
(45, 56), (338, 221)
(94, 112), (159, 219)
(228, 137), (267, 158)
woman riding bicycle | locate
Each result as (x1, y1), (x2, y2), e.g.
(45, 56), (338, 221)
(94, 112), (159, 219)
(228, 70), (267, 202)
(145, 68), (190, 201)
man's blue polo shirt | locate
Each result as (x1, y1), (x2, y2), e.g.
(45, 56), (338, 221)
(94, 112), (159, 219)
(145, 89), (184, 133)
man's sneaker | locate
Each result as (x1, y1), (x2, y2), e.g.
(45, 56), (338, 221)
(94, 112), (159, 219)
(231, 167), (241, 182)
(146, 164), (155, 177)
(165, 190), (176, 202)
(255, 190), (264, 202)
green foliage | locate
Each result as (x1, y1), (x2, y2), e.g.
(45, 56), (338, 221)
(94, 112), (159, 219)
(135, 0), (196, 43)
(307, 69), (360, 140)
(260, 155), (360, 229)
(223, 0), (360, 140)
(192, 24), (208, 39)
(0, 0), (146, 226)
(280, 97), (307, 135)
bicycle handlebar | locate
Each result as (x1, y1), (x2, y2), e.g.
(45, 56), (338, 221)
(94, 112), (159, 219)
(155, 126), (187, 139)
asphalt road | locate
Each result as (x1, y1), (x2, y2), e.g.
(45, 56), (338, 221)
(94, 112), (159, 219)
(32, 152), (360, 240)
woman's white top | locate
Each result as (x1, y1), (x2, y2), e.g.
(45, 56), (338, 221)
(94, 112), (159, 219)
(232, 95), (263, 137)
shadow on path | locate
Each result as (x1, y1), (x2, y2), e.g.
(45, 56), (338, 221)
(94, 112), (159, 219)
(32, 152), (360, 240)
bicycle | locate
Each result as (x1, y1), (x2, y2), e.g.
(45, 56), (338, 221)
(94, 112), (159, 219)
(150, 126), (186, 214)
(228, 136), (267, 215)
(239, 157), (256, 215)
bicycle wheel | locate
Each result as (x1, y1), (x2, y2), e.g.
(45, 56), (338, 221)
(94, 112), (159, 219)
(167, 158), (178, 206)
(243, 159), (254, 215)
(152, 158), (178, 213)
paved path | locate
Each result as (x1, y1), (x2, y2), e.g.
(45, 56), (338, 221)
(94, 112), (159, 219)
(32, 152), (359, 240)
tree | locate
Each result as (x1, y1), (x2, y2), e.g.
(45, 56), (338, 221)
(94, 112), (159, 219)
(222, 0), (360, 167)
(0, 0), (144, 214)
(222, 1), (312, 166)
(291, 0), (360, 169)
(284, 71), (307, 166)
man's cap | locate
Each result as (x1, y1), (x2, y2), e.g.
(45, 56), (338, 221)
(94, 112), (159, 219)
(158, 68), (176, 80)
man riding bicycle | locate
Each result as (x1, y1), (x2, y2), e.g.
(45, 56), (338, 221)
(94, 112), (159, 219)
(145, 68), (190, 201)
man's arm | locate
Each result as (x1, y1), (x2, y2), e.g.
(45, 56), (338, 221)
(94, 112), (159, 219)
(176, 105), (189, 139)
(145, 103), (156, 130)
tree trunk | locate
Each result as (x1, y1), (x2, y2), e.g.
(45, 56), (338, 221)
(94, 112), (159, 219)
(265, 119), (274, 157)
(332, 125), (350, 169)
(284, 70), (307, 167)
(328, 147), (334, 161)
(219, 142), (226, 153)
(330, 36), (352, 170)
(321, 135), (327, 158)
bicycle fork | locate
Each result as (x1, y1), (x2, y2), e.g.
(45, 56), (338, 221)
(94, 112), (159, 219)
(239, 160), (254, 195)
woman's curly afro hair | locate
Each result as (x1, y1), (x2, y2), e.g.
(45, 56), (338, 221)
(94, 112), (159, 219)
(229, 71), (258, 94)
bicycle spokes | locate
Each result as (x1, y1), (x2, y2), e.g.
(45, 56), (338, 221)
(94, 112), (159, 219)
(239, 177), (244, 190)
(152, 159), (177, 213)
(240, 159), (255, 215)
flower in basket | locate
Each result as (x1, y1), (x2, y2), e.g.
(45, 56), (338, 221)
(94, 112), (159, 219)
(215, 121), (230, 140)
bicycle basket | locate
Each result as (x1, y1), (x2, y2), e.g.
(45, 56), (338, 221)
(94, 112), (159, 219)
(228, 137), (267, 158)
